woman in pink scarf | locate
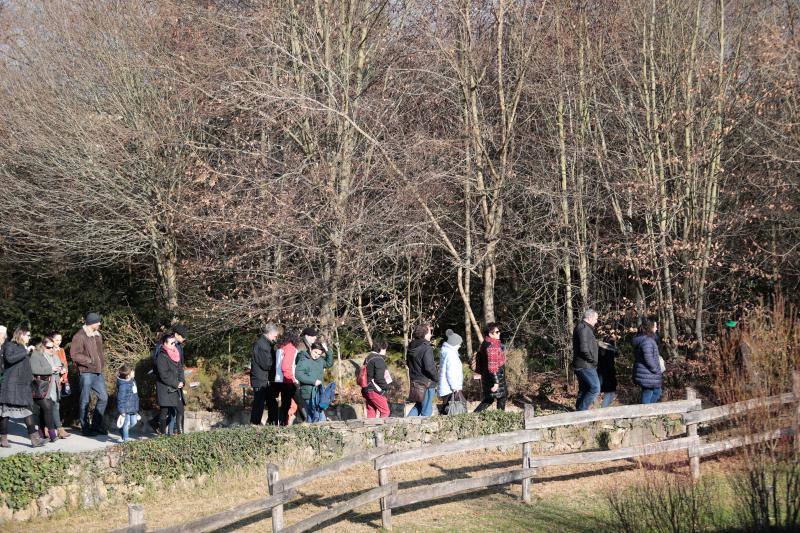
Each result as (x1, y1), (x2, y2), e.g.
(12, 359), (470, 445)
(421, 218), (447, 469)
(154, 333), (184, 435)
(474, 322), (507, 412)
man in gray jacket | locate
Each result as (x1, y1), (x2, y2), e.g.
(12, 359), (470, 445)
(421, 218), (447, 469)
(572, 309), (600, 411)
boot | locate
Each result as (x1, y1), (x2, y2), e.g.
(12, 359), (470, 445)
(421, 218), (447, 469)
(48, 429), (58, 442)
(0, 434), (9, 448)
(57, 427), (71, 439)
(28, 432), (45, 448)
(38, 426), (46, 439)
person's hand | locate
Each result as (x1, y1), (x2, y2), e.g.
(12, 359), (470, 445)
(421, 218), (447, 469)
(178, 381), (184, 389)
(314, 379), (322, 386)
(491, 384), (499, 392)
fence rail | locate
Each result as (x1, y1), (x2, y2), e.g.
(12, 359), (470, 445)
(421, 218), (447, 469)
(114, 371), (800, 532)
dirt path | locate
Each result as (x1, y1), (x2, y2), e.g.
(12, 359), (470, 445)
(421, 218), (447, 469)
(10, 447), (735, 533)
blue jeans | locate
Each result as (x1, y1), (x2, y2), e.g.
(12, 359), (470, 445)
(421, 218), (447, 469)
(601, 391), (616, 408)
(407, 386), (436, 417)
(641, 387), (662, 404)
(121, 414), (136, 442)
(574, 368), (600, 411)
(79, 373), (108, 431)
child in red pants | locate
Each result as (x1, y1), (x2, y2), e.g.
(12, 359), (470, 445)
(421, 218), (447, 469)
(361, 338), (392, 418)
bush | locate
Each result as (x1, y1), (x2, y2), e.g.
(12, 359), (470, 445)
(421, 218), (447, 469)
(0, 452), (72, 510)
(733, 451), (800, 531)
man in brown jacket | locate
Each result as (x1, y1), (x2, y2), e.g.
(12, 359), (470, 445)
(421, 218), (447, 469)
(71, 312), (108, 436)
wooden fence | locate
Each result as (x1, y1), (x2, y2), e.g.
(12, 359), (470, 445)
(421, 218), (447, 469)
(112, 371), (800, 532)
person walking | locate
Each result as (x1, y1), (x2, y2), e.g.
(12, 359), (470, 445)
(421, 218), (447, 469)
(250, 323), (280, 425)
(170, 325), (189, 434)
(276, 330), (300, 425)
(361, 337), (391, 419)
(30, 338), (61, 442)
(632, 318), (663, 404)
(474, 323), (507, 413)
(116, 365), (140, 442)
(573, 309), (600, 411)
(597, 341), (618, 408)
(71, 312), (108, 436)
(438, 329), (464, 415)
(406, 323), (437, 417)
(0, 327), (45, 448)
(294, 341), (334, 423)
(49, 332), (71, 438)
(154, 333), (184, 435)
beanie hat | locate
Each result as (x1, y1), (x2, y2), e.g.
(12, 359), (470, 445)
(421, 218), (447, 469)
(172, 324), (189, 339)
(302, 327), (318, 337)
(445, 329), (462, 347)
(85, 313), (102, 326)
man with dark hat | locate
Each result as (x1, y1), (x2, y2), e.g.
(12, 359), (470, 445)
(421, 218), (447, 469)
(71, 312), (108, 436)
(250, 323), (280, 425)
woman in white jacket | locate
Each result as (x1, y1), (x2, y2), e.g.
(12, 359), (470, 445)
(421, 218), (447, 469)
(438, 329), (464, 414)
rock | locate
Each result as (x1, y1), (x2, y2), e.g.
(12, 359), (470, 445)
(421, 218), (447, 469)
(12, 501), (38, 522)
(332, 358), (361, 381)
(0, 503), (12, 523)
(37, 486), (67, 517)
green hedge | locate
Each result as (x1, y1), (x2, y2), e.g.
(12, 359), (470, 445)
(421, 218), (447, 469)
(0, 452), (72, 510)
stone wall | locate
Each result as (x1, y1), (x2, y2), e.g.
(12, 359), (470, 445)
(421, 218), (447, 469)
(0, 409), (685, 523)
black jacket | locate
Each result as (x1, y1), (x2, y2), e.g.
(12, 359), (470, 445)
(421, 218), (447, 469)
(362, 352), (389, 395)
(406, 339), (437, 387)
(0, 341), (34, 407)
(597, 343), (617, 392)
(155, 349), (184, 408)
(572, 321), (598, 370)
(250, 335), (275, 389)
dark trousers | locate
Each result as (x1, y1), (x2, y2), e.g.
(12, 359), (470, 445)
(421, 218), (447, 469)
(250, 384), (279, 425)
(474, 392), (507, 413)
(34, 398), (56, 430)
(159, 406), (176, 435)
(0, 414), (36, 435)
(279, 382), (296, 426)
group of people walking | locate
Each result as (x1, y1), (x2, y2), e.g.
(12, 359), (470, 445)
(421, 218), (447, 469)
(573, 309), (665, 411)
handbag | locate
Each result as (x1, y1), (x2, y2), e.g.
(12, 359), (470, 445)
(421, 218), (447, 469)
(445, 390), (467, 415)
(60, 382), (71, 398)
(32, 376), (50, 400)
(407, 380), (427, 404)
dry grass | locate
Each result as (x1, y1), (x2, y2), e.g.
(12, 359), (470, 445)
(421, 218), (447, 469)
(7, 448), (741, 533)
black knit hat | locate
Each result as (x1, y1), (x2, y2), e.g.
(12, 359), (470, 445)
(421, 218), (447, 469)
(85, 312), (102, 326)
(172, 324), (189, 339)
(301, 327), (318, 337)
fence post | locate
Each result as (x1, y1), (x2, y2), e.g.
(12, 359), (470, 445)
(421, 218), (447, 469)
(522, 403), (534, 504)
(267, 463), (284, 532)
(686, 388), (701, 482)
(127, 503), (145, 532)
(374, 430), (392, 530)
(794, 372), (800, 454)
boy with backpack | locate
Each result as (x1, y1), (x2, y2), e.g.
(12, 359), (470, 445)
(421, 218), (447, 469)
(358, 337), (392, 418)
(294, 340), (334, 423)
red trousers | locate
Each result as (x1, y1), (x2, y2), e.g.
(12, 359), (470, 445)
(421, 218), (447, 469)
(363, 390), (390, 418)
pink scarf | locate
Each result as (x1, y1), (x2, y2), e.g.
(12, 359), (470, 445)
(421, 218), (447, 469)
(163, 343), (181, 363)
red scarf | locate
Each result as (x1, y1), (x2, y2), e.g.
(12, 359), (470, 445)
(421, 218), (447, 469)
(163, 343), (181, 363)
(486, 337), (505, 374)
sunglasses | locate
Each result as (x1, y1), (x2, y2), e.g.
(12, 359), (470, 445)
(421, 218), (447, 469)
(45, 345), (54, 349)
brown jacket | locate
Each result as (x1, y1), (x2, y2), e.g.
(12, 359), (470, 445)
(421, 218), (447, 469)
(70, 326), (105, 374)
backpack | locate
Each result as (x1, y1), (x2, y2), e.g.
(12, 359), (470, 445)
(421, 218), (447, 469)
(356, 355), (371, 388)
(314, 382), (336, 410)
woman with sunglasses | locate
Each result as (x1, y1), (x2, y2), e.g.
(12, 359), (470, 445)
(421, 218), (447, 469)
(154, 332), (184, 435)
(0, 327), (46, 447)
(30, 337), (62, 442)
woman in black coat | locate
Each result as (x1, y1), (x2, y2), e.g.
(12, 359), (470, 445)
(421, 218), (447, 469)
(0, 327), (45, 448)
(155, 333), (184, 436)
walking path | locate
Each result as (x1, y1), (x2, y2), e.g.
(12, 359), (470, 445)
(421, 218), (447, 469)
(0, 419), (147, 457)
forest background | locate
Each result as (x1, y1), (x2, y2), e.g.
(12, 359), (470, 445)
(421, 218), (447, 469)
(0, 0), (797, 382)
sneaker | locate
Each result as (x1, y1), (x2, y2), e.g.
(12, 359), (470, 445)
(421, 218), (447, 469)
(135, 414), (142, 424)
(116, 415), (125, 429)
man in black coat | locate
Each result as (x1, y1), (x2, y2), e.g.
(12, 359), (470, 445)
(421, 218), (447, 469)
(573, 309), (600, 411)
(406, 323), (437, 417)
(250, 323), (280, 425)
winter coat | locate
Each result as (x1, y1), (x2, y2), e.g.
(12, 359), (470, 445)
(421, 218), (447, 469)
(406, 339), (437, 388)
(597, 342), (617, 393)
(294, 349), (334, 401)
(361, 352), (390, 396)
(155, 348), (184, 408)
(70, 327), (105, 374)
(116, 377), (140, 415)
(0, 342), (34, 407)
(30, 349), (61, 402)
(475, 340), (507, 399)
(438, 343), (464, 397)
(632, 334), (662, 389)
(280, 343), (298, 384)
(250, 335), (276, 389)
(572, 320), (598, 370)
